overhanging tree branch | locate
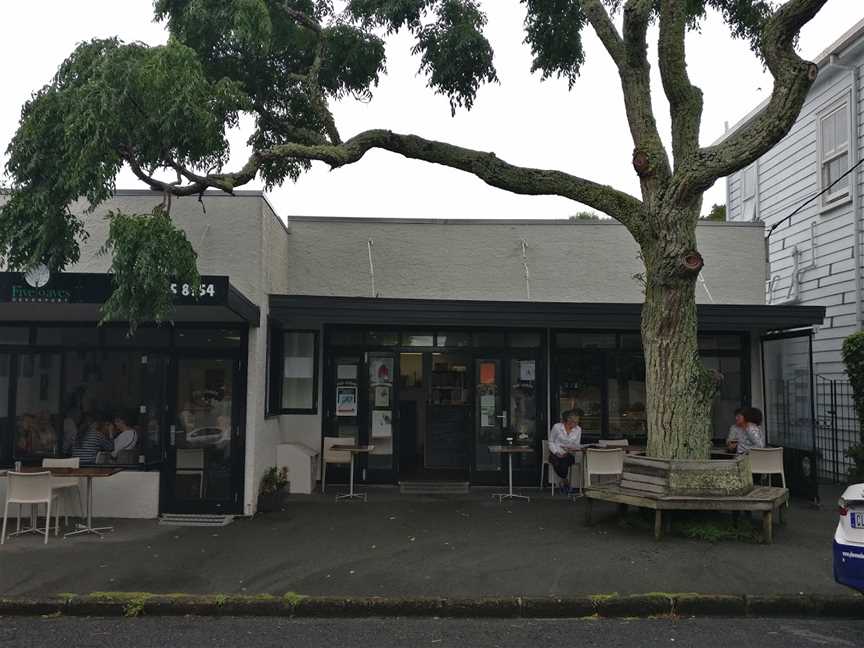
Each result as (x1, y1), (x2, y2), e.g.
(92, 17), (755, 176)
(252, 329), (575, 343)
(682, 0), (828, 198)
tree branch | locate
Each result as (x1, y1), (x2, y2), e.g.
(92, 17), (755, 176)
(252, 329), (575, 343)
(658, 0), (703, 166)
(582, 0), (625, 68)
(681, 0), (828, 199)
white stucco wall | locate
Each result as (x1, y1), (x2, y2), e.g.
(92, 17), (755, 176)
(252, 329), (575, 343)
(283, 217), (767, 305)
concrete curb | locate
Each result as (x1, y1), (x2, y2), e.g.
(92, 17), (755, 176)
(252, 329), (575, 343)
(0, 593), (862, 619)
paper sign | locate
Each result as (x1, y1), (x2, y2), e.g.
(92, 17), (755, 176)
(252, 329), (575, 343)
(372, 410), (392, 438)
(480, 394), (496, 410)
(337, 364), (357, 380)
(370, 359), (393, 385)
(374, 385), (390, 408)
(519, 360), (536, 382)
(481, 414), (492, 427)
(480, 362), (496, 385)
(336, 386), (358, 416)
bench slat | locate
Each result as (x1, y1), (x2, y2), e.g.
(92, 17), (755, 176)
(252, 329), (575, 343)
(621, 471), (668, 486)
(620, 479), (667, 494)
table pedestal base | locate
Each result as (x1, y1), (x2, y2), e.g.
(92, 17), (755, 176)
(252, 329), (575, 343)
(335, 454), (367, 502)
(64, 477), (113, 537)
(492, 453), (531, 503)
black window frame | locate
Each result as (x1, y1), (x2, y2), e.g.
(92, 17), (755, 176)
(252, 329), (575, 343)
(268, 325), (319, 416)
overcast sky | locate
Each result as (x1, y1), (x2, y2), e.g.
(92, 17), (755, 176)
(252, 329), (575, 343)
(1, 1), (862, 220)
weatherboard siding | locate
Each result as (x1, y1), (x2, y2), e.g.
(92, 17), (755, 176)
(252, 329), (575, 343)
(726, 46), (864, 379)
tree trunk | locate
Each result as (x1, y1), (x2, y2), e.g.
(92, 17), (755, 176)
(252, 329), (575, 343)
(641, 208), (719, 460)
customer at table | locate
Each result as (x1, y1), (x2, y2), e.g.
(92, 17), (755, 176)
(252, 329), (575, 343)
(548, 409), (584, 491)
(112, 413), (139, 459)
(72, 420), (114, 464)
(728, 406), (765, 455)
(725, 407), (747, 453)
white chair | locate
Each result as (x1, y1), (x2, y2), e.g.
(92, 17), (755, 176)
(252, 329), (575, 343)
(176, 449), (206, 498)
(43, 457), (82, 525)
(540, 441), (559, 494)
(2, 472), (61, 545)
(584, 448), (625, 489)
(749, 447), (786, 489)
(598, 439), (629, 448)
(321, 438), (352, 494)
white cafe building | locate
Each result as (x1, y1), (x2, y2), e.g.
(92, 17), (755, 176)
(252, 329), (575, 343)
(0, 191), (825, 518)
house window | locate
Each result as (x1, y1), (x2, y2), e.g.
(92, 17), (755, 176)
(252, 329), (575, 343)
(269, 329), (318, 414)
(819, 100), (851, 208)
(741, 164), (757, 221)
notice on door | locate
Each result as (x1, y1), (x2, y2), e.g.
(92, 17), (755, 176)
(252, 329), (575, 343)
(519, 360), (536, 382)
(336, 385), (358, 417)
(480, 362), (496, 385)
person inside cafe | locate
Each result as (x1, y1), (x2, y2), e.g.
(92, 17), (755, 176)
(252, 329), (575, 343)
(72, 418), (114, 464)
(726, 406), (765, 455)
(112, 413), (139, 460)
(725, 407), (747, 453)
(548, 409), (584, 492)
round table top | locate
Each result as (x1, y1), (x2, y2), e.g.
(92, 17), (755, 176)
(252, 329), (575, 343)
(331, 444), (376, 453)
(488, 445), (535, 454)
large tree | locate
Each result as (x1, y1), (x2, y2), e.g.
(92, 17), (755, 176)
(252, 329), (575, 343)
(1, 0), (827, 459)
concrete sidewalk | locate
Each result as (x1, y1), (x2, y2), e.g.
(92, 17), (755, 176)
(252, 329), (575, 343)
(0, 487), (848, 598)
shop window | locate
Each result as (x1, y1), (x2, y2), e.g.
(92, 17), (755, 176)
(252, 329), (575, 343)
(508, 332), (542, 348)
(328, 329), (364, 347)
(14, 352), (62, 459)
(401, 332), (434, 347)
(607, 354), (647, 441)
(556, 333), (616, 349)
(103, 326), (171, 347)
(366, 330), (399, 346)
(436, 332), (471, 348)
(175, 328), (243, 348)
(0, 354), (10, 466)
(36, 327), (99, 347)
(698, 334), (743, 352)
(270, 330), (318, 414)
(0, 327), (29, 346)
(472, 332), (506, 348)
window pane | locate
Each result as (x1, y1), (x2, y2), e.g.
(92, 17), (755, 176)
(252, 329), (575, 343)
(333, 356), (360, 443)
(763, 336), (812, 449)
(0, 355), (10, 465)
(366, 330), (399, 346)
(14, 353), (62, 458)
(36, 327), (99, 346)
(282, 332), (316, 410)
(62, 351), (165, 465)
(556, 333), (616, 349)
(822, 111), (835, 155)
(698, 335), (742, 351)
(836, 105), (849, 147)
(824, 153), (849, 194)
(510, 358), (538, 467)
(472, 332), (506, 347)
(509, 332), (542, 348)
(402, 332), (434, 347)
(620, 334), (642, 351)
(702, 355), (743, 442)
(399, 353), (424, 389)
(0, 327), (29, 345)
(368, 353), (394, 470)
(607, 354), (647, 443)
(328, 329), (363, 347)
(175, 328), (243, 348)
(742, 165), (757, 199)
(556, 353), (603, 437)
(743, 197), (756, 221)
(436, 332), (471, 348)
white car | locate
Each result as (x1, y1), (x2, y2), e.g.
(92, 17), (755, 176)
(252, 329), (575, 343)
(834, 483), (864, 592)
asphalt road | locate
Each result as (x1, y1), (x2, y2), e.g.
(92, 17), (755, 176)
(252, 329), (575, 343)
(1, 617), (862, 648)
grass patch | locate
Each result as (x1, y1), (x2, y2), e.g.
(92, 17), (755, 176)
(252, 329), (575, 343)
(283, 592), (306, 606)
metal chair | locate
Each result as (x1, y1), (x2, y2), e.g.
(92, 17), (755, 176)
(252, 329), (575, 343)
(598, 439), (629, 448)
(583, 448), (625, 489)
(2, 472), (61, 545)
(43, 457), (83, 525)
(321, 438), (352, 494)
(540, 441), (559, 494)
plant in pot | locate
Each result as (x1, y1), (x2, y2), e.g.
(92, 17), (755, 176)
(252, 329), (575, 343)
(258, 466), (288, 513)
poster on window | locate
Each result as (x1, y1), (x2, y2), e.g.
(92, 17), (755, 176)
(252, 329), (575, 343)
(480, 362), (496, 385)
(372, 410), (392, 438)
(369, 358), (393, 385)
(374, 385), (390, 408)
(336, 385), (358, 417)
(519, 360), (536, 382)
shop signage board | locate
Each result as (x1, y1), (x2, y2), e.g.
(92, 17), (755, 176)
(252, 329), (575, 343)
(0, 271), (229, 306)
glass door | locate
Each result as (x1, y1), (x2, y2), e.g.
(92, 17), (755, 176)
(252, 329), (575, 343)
(165, 355), (242, 514)
(473, 357), (505, 481)
(426, 352), (471, 475)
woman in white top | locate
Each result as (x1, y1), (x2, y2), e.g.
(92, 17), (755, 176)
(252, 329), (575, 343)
(548, 409), (583, 490)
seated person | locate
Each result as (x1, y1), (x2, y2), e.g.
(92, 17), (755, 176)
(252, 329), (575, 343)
(112, 413), (139, 459)
(72, 420), (114, 464)
(725, 407), (747, 453)
(548, 409), (584, 491)
(728, 406), (765, 455)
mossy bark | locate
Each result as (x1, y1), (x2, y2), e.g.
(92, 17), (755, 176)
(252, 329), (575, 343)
(642, 206), (719, 460)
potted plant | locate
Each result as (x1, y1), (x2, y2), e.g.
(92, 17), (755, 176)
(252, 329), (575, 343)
(258, 466), (288, 513)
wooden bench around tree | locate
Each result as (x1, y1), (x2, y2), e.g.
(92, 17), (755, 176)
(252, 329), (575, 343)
(582, 453), (790, 543)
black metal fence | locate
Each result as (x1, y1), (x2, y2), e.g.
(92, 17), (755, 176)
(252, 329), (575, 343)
(815, 376), (860, 483)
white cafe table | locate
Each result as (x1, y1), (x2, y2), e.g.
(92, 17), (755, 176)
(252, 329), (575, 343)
(330, 445), (375, 502)
(488, 445), (534, 503)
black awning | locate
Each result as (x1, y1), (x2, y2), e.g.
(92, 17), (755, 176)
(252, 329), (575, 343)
(269, 295), (825, 332)
(0, 272), (260, 326)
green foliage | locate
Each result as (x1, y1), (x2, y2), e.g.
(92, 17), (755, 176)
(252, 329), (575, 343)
(701, 204), (726, 221)
(99, 206), (199, 329)
(842, 332), (864, 482)
(259, 466), (289, 495)
(522, 1), (587, 89)
(570, 211), (600, 221)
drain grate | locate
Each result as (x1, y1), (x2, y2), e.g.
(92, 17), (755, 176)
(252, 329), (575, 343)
(158, 514), (234, 527)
